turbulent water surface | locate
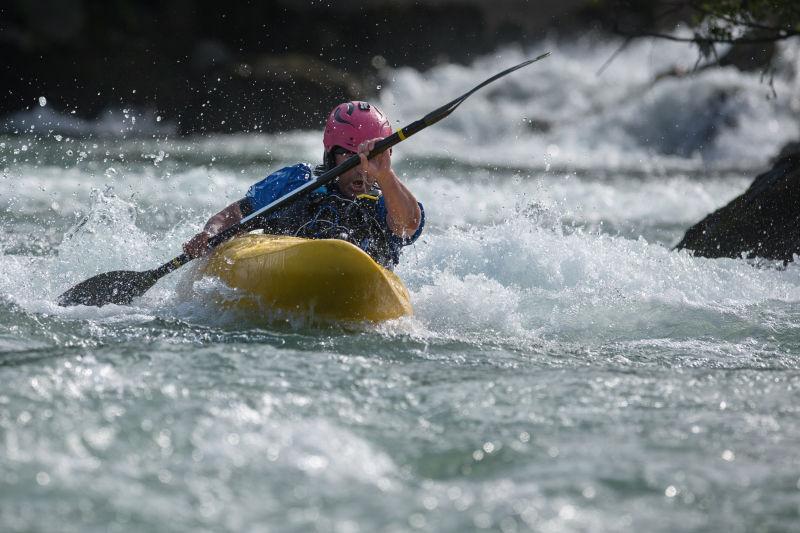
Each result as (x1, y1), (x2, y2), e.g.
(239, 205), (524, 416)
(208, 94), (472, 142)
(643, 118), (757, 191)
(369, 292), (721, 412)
(2, 38), (800, 532)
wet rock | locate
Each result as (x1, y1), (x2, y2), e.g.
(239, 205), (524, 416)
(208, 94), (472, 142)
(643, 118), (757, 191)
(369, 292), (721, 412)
(675, 141), (800, 262)
(177, 53), (363, 134)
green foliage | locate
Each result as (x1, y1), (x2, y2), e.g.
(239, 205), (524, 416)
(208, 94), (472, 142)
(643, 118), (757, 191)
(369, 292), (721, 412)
(692, 0), (800, 46)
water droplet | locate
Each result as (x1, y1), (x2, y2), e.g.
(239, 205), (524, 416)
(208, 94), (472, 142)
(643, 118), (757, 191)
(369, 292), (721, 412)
(558, 505), (576, 519)
(38, 96), (47, 107)
(721, 449), (735, 461)
(371, 55), (387, 69)
(376, 85), (382, 90)
(408, 513), (426, 529)
(474, 513), (492, 528)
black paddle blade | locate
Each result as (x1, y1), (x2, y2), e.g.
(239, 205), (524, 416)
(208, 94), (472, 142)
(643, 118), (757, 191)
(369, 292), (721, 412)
(57, 270), (158, 307)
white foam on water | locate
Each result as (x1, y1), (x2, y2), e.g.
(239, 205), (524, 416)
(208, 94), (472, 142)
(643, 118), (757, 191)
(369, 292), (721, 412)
(379, 38), (800, 171)
(408, 172), (751, 233)
(394, 213), (800, 345)
(0, 188), (183, 319)
(198, 397), (398, 485)
(1, 135), (319, 225)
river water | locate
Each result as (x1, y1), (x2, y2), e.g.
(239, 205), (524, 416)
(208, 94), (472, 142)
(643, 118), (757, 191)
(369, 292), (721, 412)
(2, 38), (800, 532)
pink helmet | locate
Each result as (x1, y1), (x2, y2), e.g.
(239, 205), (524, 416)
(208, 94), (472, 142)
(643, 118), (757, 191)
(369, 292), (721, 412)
(323, 101), (392, 153)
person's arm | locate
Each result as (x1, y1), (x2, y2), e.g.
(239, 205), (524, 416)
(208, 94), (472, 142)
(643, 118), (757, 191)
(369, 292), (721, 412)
(358, 139), (421, 238)
(182, 200), (244, 258)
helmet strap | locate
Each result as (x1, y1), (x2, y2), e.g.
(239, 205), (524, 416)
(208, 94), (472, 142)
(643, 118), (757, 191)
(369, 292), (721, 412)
(324, 150), (336, 171)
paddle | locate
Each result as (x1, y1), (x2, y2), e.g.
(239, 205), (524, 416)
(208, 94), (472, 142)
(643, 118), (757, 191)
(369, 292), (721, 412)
(58, 52), (551, 307)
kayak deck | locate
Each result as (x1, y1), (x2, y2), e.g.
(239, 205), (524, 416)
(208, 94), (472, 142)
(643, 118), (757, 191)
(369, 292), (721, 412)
(190, 234), (412, 322)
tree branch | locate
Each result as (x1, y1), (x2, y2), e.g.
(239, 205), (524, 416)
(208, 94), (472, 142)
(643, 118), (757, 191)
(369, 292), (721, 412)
(618, 29), (799, 44)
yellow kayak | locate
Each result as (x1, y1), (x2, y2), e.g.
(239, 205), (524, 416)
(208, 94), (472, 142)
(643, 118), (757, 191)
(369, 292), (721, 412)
(188, 234), (412, 322)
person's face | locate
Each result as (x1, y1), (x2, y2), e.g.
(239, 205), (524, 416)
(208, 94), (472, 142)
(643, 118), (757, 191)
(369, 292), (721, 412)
(333, 149), (375, 198)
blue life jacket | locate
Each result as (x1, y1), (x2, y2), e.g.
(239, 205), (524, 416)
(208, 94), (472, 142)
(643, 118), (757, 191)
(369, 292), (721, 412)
(238, 164), (424, 268)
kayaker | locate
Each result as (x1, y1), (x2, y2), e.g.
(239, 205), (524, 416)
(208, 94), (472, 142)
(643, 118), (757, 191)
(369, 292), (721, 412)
(182, 101), (424, 269)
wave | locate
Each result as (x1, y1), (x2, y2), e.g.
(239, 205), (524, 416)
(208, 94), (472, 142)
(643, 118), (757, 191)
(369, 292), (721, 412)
(394, 213), (800, 346)
(3, 184), (798, 352)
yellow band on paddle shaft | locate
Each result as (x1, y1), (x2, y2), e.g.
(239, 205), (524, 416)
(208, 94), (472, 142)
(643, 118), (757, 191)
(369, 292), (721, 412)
(397, 129), (406, 141)
(172, 258), (182, 267)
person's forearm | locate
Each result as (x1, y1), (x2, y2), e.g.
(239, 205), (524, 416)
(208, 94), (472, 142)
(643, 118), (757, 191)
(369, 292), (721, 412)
(183, 201), (245, 258)
(378, 171), (421, 237)
(203, 201), (244, 235)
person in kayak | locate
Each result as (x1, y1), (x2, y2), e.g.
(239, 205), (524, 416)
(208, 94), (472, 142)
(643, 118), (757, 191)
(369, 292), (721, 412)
(182, 101), (424, 269)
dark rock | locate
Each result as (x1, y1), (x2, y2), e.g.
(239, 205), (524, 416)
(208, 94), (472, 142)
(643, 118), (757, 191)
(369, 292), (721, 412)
(177, 53), (363, 134)
(524, 118), (553, 134)
(717, 39), (776, 73)
(675, 141), (800, 262)
(0, 0), (594, 135)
